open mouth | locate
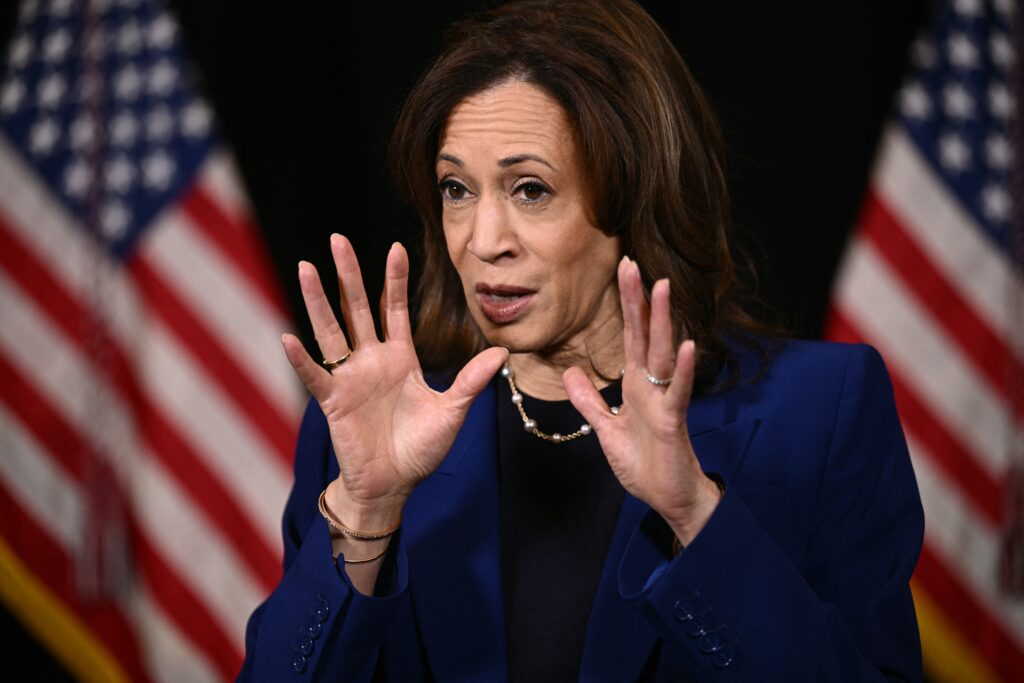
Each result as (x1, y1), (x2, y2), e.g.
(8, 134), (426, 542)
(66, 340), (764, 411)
(475, 284), (536, 324)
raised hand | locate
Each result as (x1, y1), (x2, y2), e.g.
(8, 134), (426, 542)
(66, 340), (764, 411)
(282, 234), (508, 530)
(563, 256), (721, 545)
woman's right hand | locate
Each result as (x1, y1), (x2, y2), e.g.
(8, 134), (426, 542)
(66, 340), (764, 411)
(282, 234), (507, 530)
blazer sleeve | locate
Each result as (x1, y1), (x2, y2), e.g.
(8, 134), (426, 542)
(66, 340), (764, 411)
(619, 344), (925, 681)
(237, 399), (412, 682)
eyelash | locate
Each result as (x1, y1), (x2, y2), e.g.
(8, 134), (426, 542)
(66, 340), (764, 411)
(435, 177), (553, 204)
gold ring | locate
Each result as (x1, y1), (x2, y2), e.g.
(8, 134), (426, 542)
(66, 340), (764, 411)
(321, 352), (352, 371)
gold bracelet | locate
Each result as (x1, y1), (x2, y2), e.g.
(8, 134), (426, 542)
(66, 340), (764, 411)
(318, 489), (401, 540)
(341, 544), (390, 564)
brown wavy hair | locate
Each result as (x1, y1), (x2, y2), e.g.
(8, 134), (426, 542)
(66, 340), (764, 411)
(391, 0), (772, 393)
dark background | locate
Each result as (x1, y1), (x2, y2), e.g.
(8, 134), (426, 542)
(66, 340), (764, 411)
(0, 0), (931, 678)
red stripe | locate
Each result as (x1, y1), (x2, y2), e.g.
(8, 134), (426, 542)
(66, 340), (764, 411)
(0, 218), (282, 591)
(859, 191), (1022, 416)
(825, 308), (1004, 528)
(132, 520), (245, 681)
(0, 483), (154, 683)
(915, 542), (1024, 683)
(182, 185), (289, 318)
(127, 255), (296, 466)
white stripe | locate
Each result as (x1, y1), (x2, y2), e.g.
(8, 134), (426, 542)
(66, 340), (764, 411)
(908, 432), (1024, 643)
(0, 404), (83, 552)
(131, 587), (221, 683)
(833, 239), (1015, 477)
(198, 151), (253, 220)
(139, 208), (303, 421)
(132, 450), (262, 655)
(0, 139), (293, 547)
(874, 125), (1023, 353)
(0, 271), (268, 645)
(0, 408), (222, 683)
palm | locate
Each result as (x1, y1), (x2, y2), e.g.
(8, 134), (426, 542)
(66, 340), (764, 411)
(283, 235), (506, 510)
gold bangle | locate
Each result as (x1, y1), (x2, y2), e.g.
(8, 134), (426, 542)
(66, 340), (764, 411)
(341, 544), (390, 564)
(318, 489), (401, 540)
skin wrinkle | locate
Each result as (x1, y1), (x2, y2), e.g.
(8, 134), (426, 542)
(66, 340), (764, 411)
(437, 79), (624, 400)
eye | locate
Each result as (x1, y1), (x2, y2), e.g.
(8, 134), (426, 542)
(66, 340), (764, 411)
(438, 178), (470, 202)
(513, 179), (551, 203)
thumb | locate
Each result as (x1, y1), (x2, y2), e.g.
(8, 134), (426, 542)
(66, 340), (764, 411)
(443, 346), (509, 412)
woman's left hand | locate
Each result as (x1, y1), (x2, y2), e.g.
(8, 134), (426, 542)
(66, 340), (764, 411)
(563, 256), (721, 546)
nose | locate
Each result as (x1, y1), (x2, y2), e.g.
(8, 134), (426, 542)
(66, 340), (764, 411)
(466, 194), (518, 263)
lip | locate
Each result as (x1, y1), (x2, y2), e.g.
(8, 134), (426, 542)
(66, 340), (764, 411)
(475, 283), (536, 324)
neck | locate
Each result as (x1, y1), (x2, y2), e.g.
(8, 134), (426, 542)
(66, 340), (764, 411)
(507, 315), (624, 401)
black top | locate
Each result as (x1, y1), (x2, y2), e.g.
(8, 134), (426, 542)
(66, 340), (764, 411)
(497, 377), (625, 683)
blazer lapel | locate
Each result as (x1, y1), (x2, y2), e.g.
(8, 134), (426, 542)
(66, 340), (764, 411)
(403, 382), (509, 682)
(580, 392), (760, 682)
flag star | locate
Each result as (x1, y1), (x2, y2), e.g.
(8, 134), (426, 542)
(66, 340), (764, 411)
(100, 200), (131, 239)
(942, 82), (975, 119)
(994, 0), (1011, 17)
(8, 34), (33, 69)
(36, 72), (67, 109)
(70, 115), (97, 151)
(146, 13), (177, 49)
(911, 36), (938, 69)
(113, 64), (143, 100)
(29, 117), (61, 155)
(63, 157), (91, 198)
(0, 78), (26, 114)
(988, 83), (1013, 119)
(42, 28), (72, 63)
(181, 99), (212, 137)
(19, 0), (40, 22)
(142, 150), (176, 189)
(981, 184), (1011, 223)
(985, 134), (1012, 170)
(145, 106), (175, 142)
(939, 132), (971, 172)
(148, 59), (179, 97)
(116, 20), (143, 55)
(900, 82), (931, 119)
(947, 33), (980, 69)
(953, 0), (983, 16)
(109, 111), (139, 147)
(990, 33), (1013, 69)
(105, 155), (136, 193)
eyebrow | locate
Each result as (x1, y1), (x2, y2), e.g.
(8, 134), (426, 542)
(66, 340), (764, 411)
(435, 152), (555, 171)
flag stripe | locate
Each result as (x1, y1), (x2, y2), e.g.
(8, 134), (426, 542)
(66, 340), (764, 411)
(128, 256), (295, 464)
(0, 229), (282, 588)
(182, 185), (289, 318)
(860, 189), (1021, 407)
(873, 126), (1022, 347)
(831, 237), (1014, 477)
(130, 587), (221, 683)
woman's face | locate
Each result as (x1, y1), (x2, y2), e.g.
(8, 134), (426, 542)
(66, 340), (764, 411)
(437, 79), (622, 359)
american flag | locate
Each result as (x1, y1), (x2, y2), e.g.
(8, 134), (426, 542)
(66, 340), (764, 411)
(827, 0), (1023, 680)
(0, 0), (303, 680)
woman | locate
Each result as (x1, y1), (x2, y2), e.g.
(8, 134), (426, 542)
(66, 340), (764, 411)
(239, 1), (923, 681)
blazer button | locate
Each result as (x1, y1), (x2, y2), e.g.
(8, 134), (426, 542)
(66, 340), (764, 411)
(712, 647), (735, 669)
(293, 637), (314, 657)
(672, 600), (696, 622)
(311, 605), (329, 624)
(291, 654), (308, 673)
(301, 622), (322, 639)
(698, 633), (721, 654)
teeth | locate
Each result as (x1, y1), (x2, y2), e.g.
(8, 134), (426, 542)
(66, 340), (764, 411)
(490, 294), (521, 302)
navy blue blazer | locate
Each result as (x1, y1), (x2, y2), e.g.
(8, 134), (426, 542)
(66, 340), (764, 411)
(239, 340), (924, 682)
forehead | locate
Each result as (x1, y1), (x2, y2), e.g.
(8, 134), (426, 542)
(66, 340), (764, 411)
(438, 80), (575, 164)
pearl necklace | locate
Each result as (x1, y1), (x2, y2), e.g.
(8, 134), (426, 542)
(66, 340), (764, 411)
(500, 364), (620, 444)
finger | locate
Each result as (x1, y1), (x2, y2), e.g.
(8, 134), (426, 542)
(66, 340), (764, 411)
(664, 339), (697, 414)
(563, 366), (614, 433)
(379, 242), (412, 342)
(282, 333), (335, 403)
(618, 257), (649, 370)
(444, 347), (509, 412)
(646, 279), (675, 383)
(298, 260), (351, 361)
(331, 234), (379, 348)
